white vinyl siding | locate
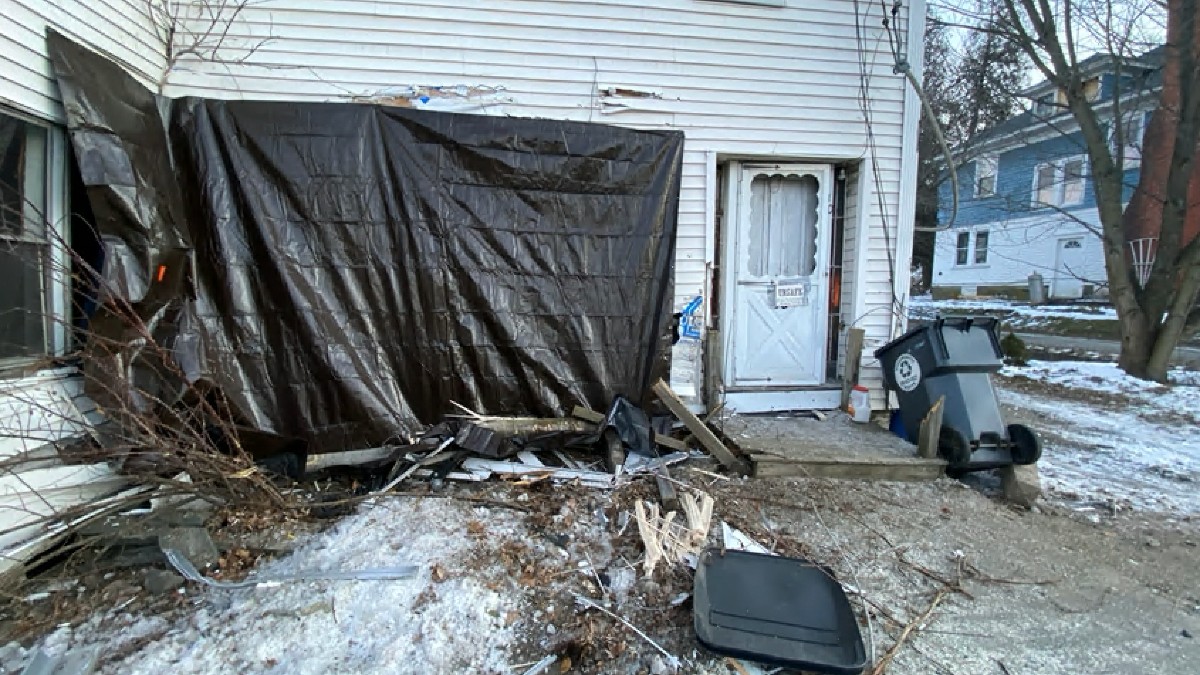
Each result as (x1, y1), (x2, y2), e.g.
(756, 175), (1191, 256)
(932, 209), (1106, 293)
(0, 0), (164, 121)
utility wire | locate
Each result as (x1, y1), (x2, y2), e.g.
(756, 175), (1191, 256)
(883, 0), (959, 232)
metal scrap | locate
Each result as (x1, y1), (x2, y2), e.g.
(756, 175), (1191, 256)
(163, 548), (419, 589)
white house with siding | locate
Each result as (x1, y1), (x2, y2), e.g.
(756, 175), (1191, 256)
(1, 0), (924, 562)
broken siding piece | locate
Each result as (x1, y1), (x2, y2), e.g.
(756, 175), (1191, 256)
(652, 379), (749, 475)
(459, 458), (616, 488)
(623, 451), (692, 474)
(721, 522), (773, 556)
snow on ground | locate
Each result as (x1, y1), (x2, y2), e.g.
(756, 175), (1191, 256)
(37, 499), (530, 674)
(998, 360), (1200, 515)
(908, 295), (1117, 322)
(1003, 359), (1200, 397)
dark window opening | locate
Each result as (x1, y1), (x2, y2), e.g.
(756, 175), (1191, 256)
(68, 144), (103, 347)
(0, 110), (50, 362)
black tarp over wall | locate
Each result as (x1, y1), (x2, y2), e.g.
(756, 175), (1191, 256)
(48, 31), (683, 452)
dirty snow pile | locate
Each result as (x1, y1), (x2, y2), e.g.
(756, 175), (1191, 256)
(998, 360), (1200, 515)
(36, 499), (527, 675)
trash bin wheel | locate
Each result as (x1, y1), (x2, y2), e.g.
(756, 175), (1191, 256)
(937, 426), (972, 466)
(1006, 423), (1042, 465)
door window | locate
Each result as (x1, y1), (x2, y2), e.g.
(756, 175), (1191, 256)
(746, 173), (819, 278)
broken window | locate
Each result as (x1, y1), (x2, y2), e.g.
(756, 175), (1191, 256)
(0, 110), (51, 362)
(955, 232), (970, 266)
(974, 230), (989, 264)
(746, 173), (819, 278)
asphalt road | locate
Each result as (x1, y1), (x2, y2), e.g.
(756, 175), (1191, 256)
(1017, 332), (1200, 369)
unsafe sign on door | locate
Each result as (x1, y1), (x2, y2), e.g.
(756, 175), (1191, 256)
(774, 281), (810, 308)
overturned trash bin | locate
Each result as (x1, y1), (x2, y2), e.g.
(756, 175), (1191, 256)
(875, 316), (1040, 472)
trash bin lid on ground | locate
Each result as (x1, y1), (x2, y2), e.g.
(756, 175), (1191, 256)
(693, 548), (867, 674)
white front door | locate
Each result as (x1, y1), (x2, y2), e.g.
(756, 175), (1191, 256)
(724, 163), (833, 390)
(1052, 237), (1086, 298)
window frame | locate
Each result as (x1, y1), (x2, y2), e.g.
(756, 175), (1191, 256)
(973, 156), (998, 198)
(955, 231), (970, 266)
(1060, 156), (1087, 207)
(1031, 155), (1088, 209)
(1109, 112), (1145, 170)
(1033, 162), (1059, 207)
(1033, 94), (1057, 117)
(0, 106), (70, 373)
(974, 230), (989, 264)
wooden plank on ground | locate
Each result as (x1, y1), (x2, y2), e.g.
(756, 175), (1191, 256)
(703, 328), (722, 410)
(654, 467), (681, 512)
(751, 456), (947, 482)
(653, 379), (749, 475)
(916, 396), (946, 459)
(571, 406), (606, 424)
(841, 328), (866, 409)
(654, 434), (689, 452)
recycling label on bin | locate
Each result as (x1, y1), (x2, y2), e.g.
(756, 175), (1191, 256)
(894, 354), (921, 392)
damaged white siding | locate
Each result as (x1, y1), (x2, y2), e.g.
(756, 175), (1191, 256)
(0, 0), (164, 121)
(0, 1), (159, 576)
(162, 0), (921, 409)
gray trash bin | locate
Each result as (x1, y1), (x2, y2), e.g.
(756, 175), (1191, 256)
(875, 316), (1040, 471)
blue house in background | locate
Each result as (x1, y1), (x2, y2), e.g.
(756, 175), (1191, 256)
(933, 49), (1162, 300)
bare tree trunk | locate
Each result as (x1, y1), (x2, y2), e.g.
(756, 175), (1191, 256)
(1120, 0), (1200, 380)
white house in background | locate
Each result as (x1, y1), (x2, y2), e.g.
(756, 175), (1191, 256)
(1, 0), (924, 567)
(932, 49), (1163, 300)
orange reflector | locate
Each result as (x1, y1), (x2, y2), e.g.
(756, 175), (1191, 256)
(156, 265), (167, 282)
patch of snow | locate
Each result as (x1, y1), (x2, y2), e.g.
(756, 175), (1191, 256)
(39, 498), (527, 675)
(996, 361), (1200, 514)
(1003, 360), (1159, 394)
(908, 296), (1117, 322)
(1002, 360), (1200, 410)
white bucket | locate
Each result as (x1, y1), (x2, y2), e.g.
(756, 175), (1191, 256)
(848, 385), (871, 423)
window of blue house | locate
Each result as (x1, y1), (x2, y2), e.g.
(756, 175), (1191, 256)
(1033, 157), (1087, 208)
(1062, 158), (1086, 205)
(974, 156), (998, 197)
(955, 232), (970, 265)
(974, 231), (989, 264)
(1110, 113), (1145, 169)
(1035, 163), (1058, 206)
